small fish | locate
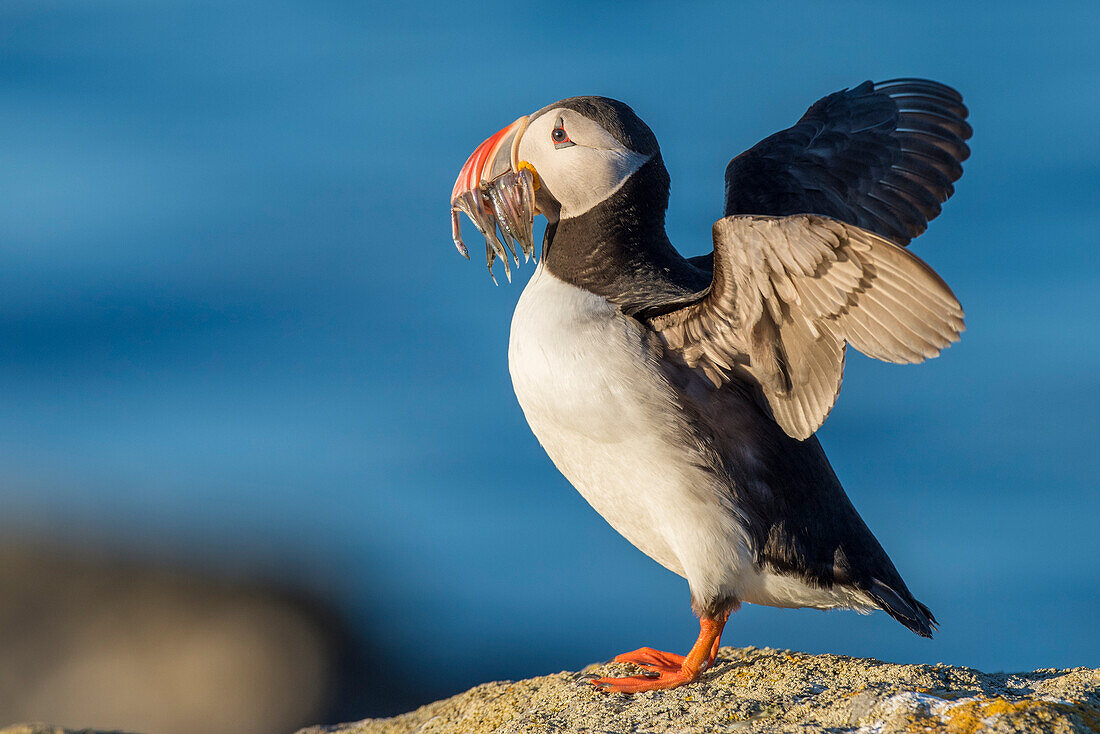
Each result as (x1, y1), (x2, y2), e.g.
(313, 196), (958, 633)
(449, 118), (535, 283)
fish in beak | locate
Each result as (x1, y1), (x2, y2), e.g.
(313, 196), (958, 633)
(450, 116), (537, 283)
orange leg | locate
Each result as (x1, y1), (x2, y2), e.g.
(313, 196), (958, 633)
(592, 613), (728, 693)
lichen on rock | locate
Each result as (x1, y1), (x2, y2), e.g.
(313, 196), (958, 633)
(296, 647), (1100, 734)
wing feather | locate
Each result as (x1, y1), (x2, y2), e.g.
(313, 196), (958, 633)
(724, 79), (971, 246)
(651, 214), (964, 440)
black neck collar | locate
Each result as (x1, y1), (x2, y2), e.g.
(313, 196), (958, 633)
(542, 155), (707, 316)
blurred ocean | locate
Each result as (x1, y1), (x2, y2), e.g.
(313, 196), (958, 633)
(0, 0), (1097, 719)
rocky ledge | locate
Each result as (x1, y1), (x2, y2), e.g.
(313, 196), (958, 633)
(297, 647), (1100, 734)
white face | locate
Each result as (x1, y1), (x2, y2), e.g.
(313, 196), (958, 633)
(516, 108), (650, 219)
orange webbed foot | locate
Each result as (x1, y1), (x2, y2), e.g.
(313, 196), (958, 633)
(592, 668), (697, 693)
(612, 646), (686, 673)
(592, 613), (728, 694)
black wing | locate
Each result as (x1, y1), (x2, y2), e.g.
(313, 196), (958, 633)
(724, 79), (971, 246)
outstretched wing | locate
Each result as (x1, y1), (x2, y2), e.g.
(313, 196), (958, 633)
(724, 79), (971, 245)
(652, 215), (964, 440)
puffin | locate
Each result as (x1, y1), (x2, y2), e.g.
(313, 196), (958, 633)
(449, 79), (970, 693)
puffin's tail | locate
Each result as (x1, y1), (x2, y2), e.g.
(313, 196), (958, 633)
(866, 578), (938, 638)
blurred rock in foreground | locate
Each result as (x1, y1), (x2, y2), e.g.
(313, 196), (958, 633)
(298, 647), (1100, 734)
(1, 726), (138, 734)
(0, 540), (412, 734)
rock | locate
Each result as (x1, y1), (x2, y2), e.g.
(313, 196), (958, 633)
(297, 647), (1100, 734)
(0, 541), (357, 734)
(0, 725), (141, 734)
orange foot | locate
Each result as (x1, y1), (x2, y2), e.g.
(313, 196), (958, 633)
(590, 667), (697, 693)
(592, 614), (728, 694)
(612, 647), (686, 673)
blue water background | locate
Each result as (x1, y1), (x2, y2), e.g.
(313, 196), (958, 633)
(1, 0), (1097, 701)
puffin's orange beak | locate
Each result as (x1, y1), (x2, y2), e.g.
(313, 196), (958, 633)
(451, 116), (528, 205)
(450, 116), (535, 283)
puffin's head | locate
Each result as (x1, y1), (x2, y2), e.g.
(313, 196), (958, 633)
(450, 96), (660, 282)
(515, 97), (659, 220)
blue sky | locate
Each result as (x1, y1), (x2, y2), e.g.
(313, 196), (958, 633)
(0, 0), (1097, 700)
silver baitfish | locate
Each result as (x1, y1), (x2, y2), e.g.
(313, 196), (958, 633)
(449, 117), (536, 284)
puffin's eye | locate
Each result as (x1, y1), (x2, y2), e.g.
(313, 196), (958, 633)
(551, 118), (575, 149)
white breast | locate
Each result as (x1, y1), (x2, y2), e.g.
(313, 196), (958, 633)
(507, 266), (756, 605)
